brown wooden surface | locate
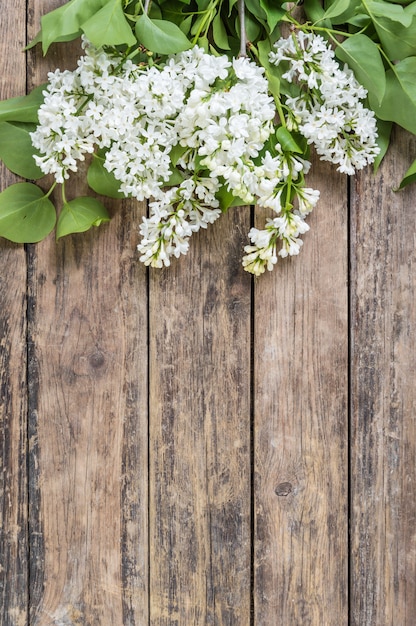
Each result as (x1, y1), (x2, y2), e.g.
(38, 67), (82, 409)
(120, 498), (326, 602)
(149, 209), (252, 625)
(350, 126), (416, 626)
(25, 3), (149, 623)
(0, 2), (29, 625)
(0, 2), (416, 625)
(253, 159), (348, 625)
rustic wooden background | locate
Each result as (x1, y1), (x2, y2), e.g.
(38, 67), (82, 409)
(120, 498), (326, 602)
(1, 1), (415, 625)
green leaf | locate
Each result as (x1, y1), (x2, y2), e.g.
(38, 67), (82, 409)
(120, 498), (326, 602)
(303, 0), (330, 25)
(81, 0), (136, 48)
(56, 197), (110, 239)
(41, 0), (109, 54)
(135, 13), (192, 54)
(347, 13), (372, 28)
(216, 185), (245, 211)
(267, 72), (281, 101)
(257, 39), (298, 99)
(40, 29), (89, 49)
(239, 11), (261, 42)
(212, 13), (231, 50)
(228, 0), (239, 16)
(362, 0), (416, 59)
(25, 29), (42, 51)
(275, 127), (303, 153)
(373, 119), (392, 173)
(87, 153), (124, 199)
(190, 12), (206, 36)
(0, 85), (46, 123)
(148, 3), (163, 19)
(179, 15), (193, 35)
(0, 122), (44, 179)
(257, 38), (272, 66)
(371, 58), (416, 134)
(335, 34), (386, 105)
(164, 167), (184, 186)
(259, 0), (285, 32)
(196, 35), (209, 52)
(244, 0), (267, 22)
(397, 157), (416, 189)
(0, 183), (56, 243)
(363, 0), (412, 26)
(323, 0), (351, 19)
(323, 0), (361, 23)
(169, 144), (188, 167)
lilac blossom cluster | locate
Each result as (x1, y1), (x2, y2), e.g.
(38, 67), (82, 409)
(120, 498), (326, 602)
(30, 33), (378, 275)
(269, 31), (380, 175)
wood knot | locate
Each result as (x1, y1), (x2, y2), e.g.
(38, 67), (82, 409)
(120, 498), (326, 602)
(275, 482), (293, 497)
(89, 351), (105, 369)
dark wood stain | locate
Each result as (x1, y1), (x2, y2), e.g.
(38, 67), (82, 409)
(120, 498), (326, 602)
(0, 3), (29, 624)
(1, 2), (416, 625)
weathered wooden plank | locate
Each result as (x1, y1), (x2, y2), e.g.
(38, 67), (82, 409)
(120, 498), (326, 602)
(350, 127), (416, 625)
(26, 2), (149, 623)
(0, 3), (29, 625)
(253, 160), (349, 624)
(149, 209), (252, 625)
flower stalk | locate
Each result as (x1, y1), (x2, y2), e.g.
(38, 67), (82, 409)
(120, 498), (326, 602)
(238, 0), (247, 57)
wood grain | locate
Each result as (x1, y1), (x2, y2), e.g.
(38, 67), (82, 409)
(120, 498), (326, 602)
(26, 2), (149, 623)
(0, 3), (29, 625)
(149, 208), (252, 625)
(350, 126), (416, 626)
(253, 159), (349, 625)
(2, 2), (416, 623)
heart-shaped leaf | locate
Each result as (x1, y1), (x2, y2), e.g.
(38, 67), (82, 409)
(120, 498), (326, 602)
(216, 185), (246, 212)
(41, 0), (109, 54)
(212, 13), (231, 50)
(371, 57), (416, 134)
(56, 197), (110, 239)
(0, 85), (45, 123)
(276, 127), (303, 154)
(323, 0), (361, 23)
(81, 0), (136, 48)
(87, 153), (124, 199)
(363, 0), (416, 60)
(336, 34), (386, 105)
(0, 183), (56, 243)
(135, 13), (192, 54)
(259, 0), (285, 32)
(373, 120), (392, 174)
(397, 157), (416, 190)
(0, 122), (44, 179)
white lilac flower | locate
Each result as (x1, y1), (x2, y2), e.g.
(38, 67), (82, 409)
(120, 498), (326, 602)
(296, 186), (320, 216)
(176, 56), (276, 180)
(269, 31), (380, 174)
(242, 210), (311, 276)
(31, 37), (323, 272)
(31, 41), (278, 205)
(137, 177), (221, 267)
(30, 69), (96, 183)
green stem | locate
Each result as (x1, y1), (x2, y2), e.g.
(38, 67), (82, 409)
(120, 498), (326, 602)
(61, 181), (68, 205)
(191, 0), (221, 44)
(43, 181), (57, 200)
(274, 96), (287, 128)
(248, 43), (287, 127)
(287, 15), (357, 39)
(377, 44), (396, 71)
